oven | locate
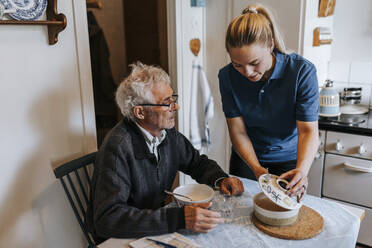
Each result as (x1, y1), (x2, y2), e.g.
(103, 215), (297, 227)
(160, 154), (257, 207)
(323, 131), (372, 246)
(308, 126), (372, 246)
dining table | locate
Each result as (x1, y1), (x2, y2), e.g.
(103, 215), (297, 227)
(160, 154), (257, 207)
(98, 178), (363, 248)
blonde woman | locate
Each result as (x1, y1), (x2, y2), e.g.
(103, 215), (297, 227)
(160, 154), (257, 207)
(218, 4), (319, 200)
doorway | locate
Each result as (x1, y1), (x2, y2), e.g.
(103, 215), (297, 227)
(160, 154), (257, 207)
(86, 0), (169, 146)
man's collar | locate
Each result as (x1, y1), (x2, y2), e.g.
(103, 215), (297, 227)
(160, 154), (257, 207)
(123, 119), (168, 160)
(135, 122), (167, 145)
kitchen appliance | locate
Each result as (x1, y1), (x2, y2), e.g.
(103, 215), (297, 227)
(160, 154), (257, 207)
(319, 79), (340, 117)
(342, 87), (362, 104)
(319, 114), (366, 126)
(323, 131), (372, 246)
(308, 126), (372, 246)
(340, 87), (369, 115)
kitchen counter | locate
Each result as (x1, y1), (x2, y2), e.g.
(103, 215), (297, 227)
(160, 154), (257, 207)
(319, 111), (372, 136)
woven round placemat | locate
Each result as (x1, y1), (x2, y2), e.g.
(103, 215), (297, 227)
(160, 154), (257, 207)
(252, 205), (324, 240)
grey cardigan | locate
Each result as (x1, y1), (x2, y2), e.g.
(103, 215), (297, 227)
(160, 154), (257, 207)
(87, 119), (228, 240)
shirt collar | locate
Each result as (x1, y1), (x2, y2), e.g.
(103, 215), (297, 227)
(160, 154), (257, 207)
(135, 122), (167, 146)
(268, 50), (287, 80)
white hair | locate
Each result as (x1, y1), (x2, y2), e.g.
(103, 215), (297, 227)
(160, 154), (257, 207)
(115, 62), (171, 121)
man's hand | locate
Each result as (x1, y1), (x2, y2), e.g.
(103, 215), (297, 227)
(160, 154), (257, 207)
(279, 169), (308, 202)
(220, 177), (244, 196)
(184, 202), (223, 233)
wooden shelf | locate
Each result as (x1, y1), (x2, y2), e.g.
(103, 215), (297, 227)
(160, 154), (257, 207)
(313, 27), (332, 46)
(0, 20), (64, 25)
(0, 0), (67, 45)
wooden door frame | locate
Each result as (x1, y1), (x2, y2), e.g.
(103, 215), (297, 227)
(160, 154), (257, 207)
(72, 0), (98, 153)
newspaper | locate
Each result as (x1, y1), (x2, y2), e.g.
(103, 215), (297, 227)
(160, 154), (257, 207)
(129, 232), (200, 248)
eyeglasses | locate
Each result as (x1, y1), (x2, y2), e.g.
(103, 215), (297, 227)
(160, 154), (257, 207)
(136, 95), (178, 109)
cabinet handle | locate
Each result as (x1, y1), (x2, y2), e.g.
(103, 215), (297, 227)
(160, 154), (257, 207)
(343, 162), (372, 173)
(358, 144), (366, 155)
(336, 140), (343, 152)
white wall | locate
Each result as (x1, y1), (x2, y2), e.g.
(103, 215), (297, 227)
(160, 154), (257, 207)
(0, 0), (96, 247)
(327, 0), (372, 106)
(327, 0), (372, 107)
(302, 0), (333, 85)
(331, 0), (372, 61)
(230, 0), (303, 53)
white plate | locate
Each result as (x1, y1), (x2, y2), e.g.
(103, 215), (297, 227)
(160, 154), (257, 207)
(340, 105), (369, 115)
(0, 0), (47, 20)
(319, 111), (341, 117)
(258, 174), (302, 210)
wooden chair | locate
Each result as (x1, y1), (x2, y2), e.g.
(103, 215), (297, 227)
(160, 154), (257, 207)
(53, 152), (97, 248)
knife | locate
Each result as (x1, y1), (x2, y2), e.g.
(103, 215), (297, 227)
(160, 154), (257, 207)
(146, 238), (177, 248)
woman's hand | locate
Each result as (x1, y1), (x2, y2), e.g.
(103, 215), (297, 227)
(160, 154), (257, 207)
(279, 169), (308, 202)
(253, 166), (269, 180)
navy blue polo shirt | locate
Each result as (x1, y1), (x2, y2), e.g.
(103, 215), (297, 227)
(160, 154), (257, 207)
(218, 51), (319, 162)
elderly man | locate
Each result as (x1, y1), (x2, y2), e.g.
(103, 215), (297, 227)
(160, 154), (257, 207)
(87, 62), (244, 241)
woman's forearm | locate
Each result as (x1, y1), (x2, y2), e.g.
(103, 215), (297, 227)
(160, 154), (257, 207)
(296, 121), (319, 176)
(226, 118), (262, 171)
(230, 130), (261, 169)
